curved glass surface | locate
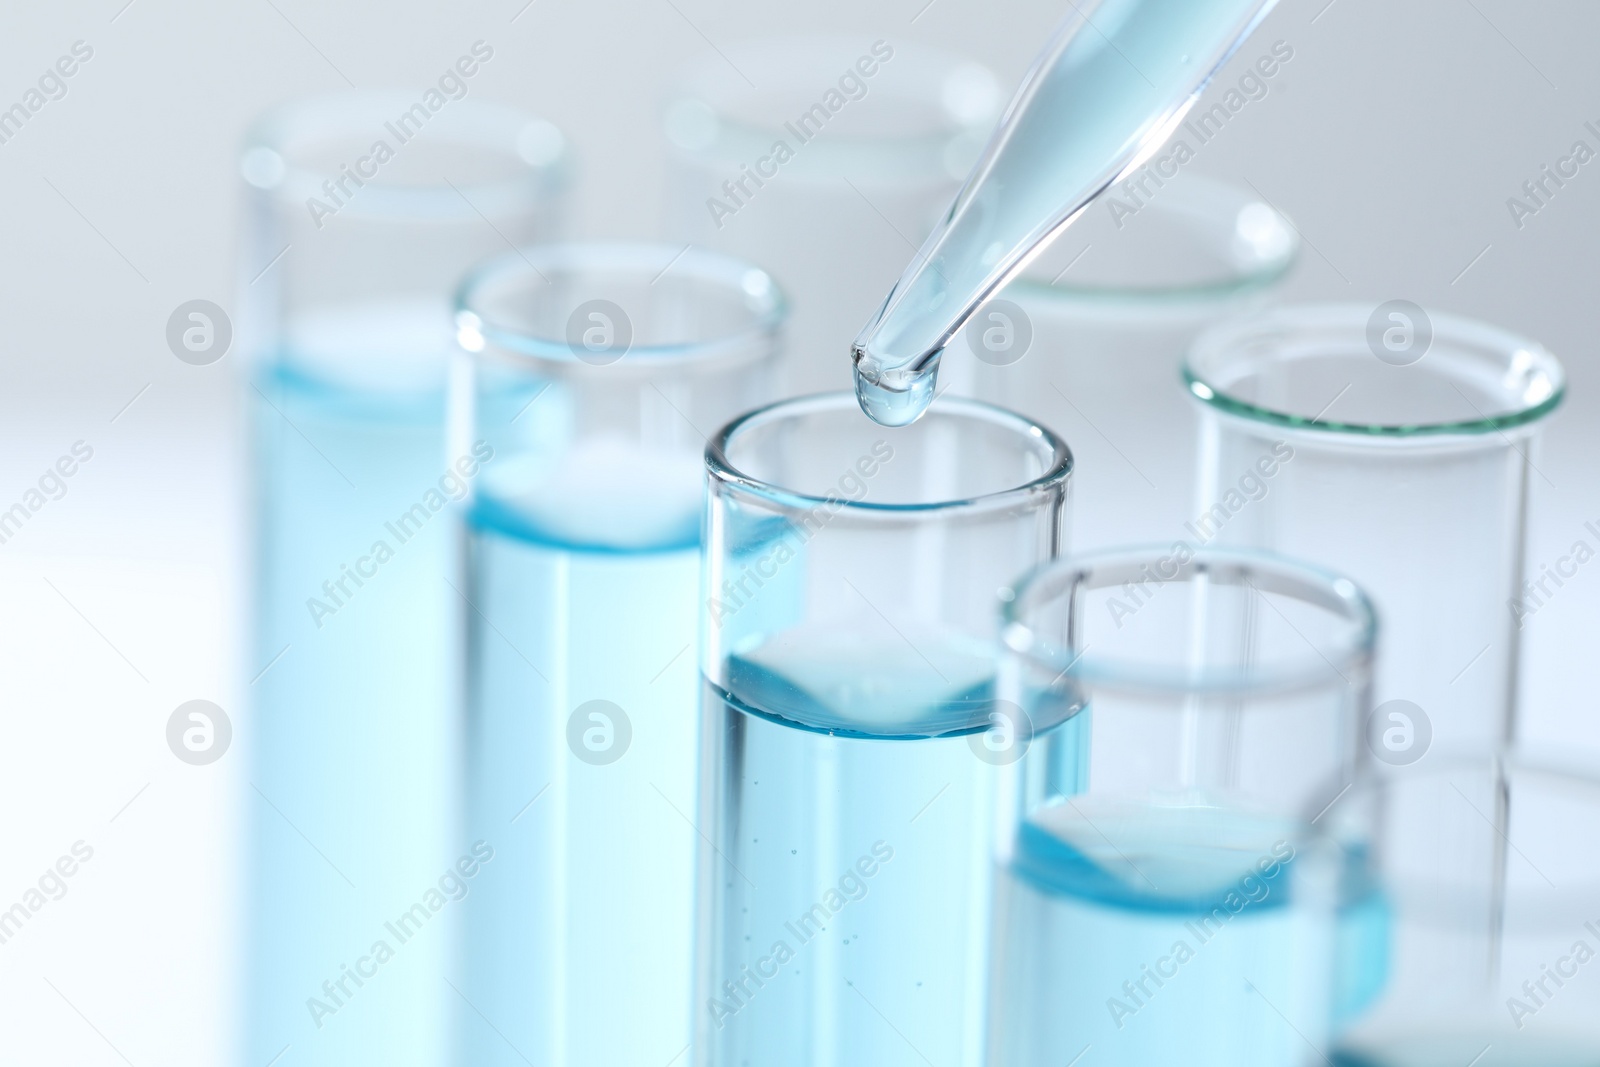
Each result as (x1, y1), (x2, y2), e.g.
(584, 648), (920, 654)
(1004, 544), (1377, 697)
(1008, 175), (1298, 308)
(708, 391), (1072, 516)
(1185, 303), (1565, 438)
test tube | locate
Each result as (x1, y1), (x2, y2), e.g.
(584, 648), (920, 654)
(1327, 757), (1600, 1062)
(991, 546), (1376, 1067)
(941, 175), (1298, 549)
(452, 242), (784, 1066)
(663, 38), (1001, 395)
(696, 393), (1072, 1066)
(241, 93), (565, 1067)
(1183, 305), (1565, 759)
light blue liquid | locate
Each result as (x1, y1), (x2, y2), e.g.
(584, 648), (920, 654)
(458, 464), (703, 1067)
(1333, 1033), (1600, 1067)
(852, 0), (1278, 425)
(247, 358), (461, 1067)
(988, 801), (1342, 1067)
(695, 635), (1073, 1067)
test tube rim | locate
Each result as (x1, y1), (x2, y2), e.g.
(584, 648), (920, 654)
(453, 240), (789, 376)
(1006, 175), (1300, 309)
(1342, 751), (1600, 922)
(1183, 302), (1566, 441)
(664, 36), (1000, 152)
(240, 91), (568, 218)
(705, 391), (1073, 519)
(1002, 543), (1378, 699)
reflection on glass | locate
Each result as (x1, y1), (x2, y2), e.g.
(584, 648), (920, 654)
(992, 547), (1376, 1067)
(241, 92), (565, 1067)
(1185, 305), (1565, 758)
(946, 174), (1298, 550)
(664, 38), (1000, 394)
(696, 394), (1072, 1066)
(453, 242), (783, 1066)
(1328, 758), (1600, 1066)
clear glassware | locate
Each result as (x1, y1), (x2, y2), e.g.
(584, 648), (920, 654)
(1184, 305), (1565, 760)
(849, 0), (1282, 425)
(1327, 757), (1600, 1065)
(662, 38), (1001, 395)
(991, 546), (1377, 1067)
(240, 92), (566, 1067)
(452, 241), (784, 1067)
(942, 174), (1297, 550)
(696, 393), (1072, 1067)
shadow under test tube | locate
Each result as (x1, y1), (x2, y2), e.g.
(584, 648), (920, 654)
(1184, 306), (1565, 760)
(452, 242), (784, 1067)
(992, 547), (1376, 1067)
(240, 93), (565, 1067)
(664, 38), (1000, 395)
(697, 394), (1072, 1067)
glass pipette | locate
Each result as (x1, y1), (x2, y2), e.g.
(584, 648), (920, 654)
(852, 0), (1282, 426)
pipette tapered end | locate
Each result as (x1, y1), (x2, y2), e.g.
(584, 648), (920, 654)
(852, 344), (940, 427)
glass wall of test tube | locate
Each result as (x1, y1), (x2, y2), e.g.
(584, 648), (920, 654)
(944, 176), (1297, 550)
(240, 93), (565, 1067)
(992, 547), (1376, 1067)
(1184, 305), (1564, 761)
(663, 38), (1001, 395)
(1324, 758), (1600, 1062)
(451, 242), (784, 1067)
(696, 393), (1071, 1067)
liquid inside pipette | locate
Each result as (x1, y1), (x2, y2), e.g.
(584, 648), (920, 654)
(852, 0), (1281, 427)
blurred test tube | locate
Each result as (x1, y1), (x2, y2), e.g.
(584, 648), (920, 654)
(238, 91), (566, 1067)
(663, 37), (1001, 395)
(942, 174), (1299, 550)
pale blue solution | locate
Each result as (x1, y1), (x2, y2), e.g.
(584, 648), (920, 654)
(247, 357), (462, 1067)
(1332, 1033), (1600, 1067)
(696, 634), (1075, 1067)
(988, 799), (1345, 1067)
(458, 448), (704, 1067)
(1332, 865), (1391, 1029)
(852, 0), (1279, 425)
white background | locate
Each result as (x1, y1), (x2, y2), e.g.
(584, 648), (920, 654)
(0, 0), (1596, 1062)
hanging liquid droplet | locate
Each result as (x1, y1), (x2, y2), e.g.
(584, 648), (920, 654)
(852, 345), (940, 428)
(851, 0), (1282, 426)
